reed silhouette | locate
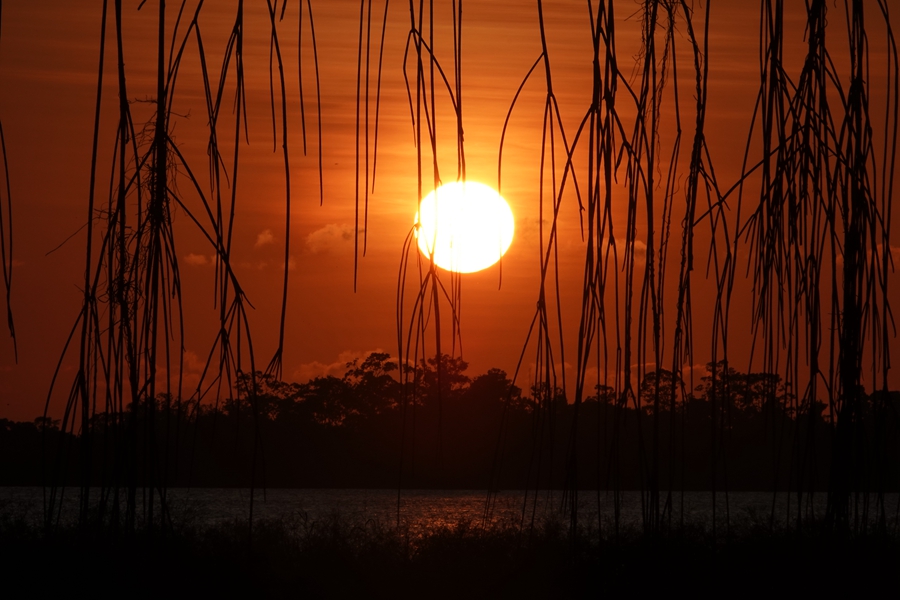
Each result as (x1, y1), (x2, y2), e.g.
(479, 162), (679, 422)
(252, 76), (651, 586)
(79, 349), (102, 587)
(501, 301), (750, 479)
(475, 0), (897, 540)
(0, 3), (14, 361)
(0, 0), (894, 576)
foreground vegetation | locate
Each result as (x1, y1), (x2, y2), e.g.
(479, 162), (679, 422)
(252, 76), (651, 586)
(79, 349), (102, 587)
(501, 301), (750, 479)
(0, 0), (891, 547)
(1, 503), (896, 597)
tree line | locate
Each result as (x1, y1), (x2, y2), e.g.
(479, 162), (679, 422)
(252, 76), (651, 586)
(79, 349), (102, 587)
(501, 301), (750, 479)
(2, 352), (898, 491)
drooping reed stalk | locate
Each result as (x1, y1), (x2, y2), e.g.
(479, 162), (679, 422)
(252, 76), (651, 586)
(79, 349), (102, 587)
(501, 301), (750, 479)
(40, 0), (323, 536)
(22, 0), (896, 546)
(479, 0), (896, 543)
(0, 29), (12, 362)
(394, 0), (468, 521)
(485, 0), (714, 540)
(0, 3), (13, 360)
(738, 0), (897, 533)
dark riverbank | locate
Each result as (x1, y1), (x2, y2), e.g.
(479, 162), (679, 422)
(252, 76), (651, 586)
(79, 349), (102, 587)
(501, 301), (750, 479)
(5, 359), (898, 491)
(2, 509), (897, 598)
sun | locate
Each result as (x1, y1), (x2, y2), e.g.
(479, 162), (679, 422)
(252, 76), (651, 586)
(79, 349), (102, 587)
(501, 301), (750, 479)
(414, 181), (515, 273)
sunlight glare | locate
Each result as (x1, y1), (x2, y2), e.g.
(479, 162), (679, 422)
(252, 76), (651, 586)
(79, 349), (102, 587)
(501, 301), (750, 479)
(414, 181), (515, 273)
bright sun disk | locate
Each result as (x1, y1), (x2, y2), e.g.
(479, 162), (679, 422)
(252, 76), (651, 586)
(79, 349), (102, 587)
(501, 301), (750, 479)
(414, 181), (515, 273)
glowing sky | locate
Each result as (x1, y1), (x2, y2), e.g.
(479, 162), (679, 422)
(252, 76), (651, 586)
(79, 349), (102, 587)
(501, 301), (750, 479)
(0, 1), (897, 420)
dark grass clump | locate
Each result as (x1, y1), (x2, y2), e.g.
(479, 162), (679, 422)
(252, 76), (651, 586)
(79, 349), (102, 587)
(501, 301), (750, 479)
(1, 506), (897, 598)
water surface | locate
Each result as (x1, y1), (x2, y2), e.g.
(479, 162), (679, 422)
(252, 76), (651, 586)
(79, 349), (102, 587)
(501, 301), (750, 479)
(5, 487), (895, 537)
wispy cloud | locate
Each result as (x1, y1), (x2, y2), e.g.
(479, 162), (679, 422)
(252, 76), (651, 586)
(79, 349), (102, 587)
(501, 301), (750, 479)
(256, 229), (275, 247)
(879, 244), (900, 263)
(237, 260), (269, 271)
(292, 349), (389, 383)
(184, 253), (211, 266)
(515, 217), (549, 243)
(153, 350), (210, 398)
(630, 239), (648, 263)
(233, 257), (296, 271)
(305, 224), (354, 255)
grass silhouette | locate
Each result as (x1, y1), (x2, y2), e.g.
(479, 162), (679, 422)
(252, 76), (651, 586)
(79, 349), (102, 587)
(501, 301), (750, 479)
(1, 501), (897, 596)
(0, 0), (893, 572)
(0, 2), (15, 361)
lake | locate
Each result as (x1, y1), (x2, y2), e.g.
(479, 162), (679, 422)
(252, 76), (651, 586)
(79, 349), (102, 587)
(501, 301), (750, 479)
(4, 487), (896, 537)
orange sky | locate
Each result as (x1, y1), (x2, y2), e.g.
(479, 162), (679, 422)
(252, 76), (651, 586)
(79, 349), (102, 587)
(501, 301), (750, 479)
(0, 1), (897, 421)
